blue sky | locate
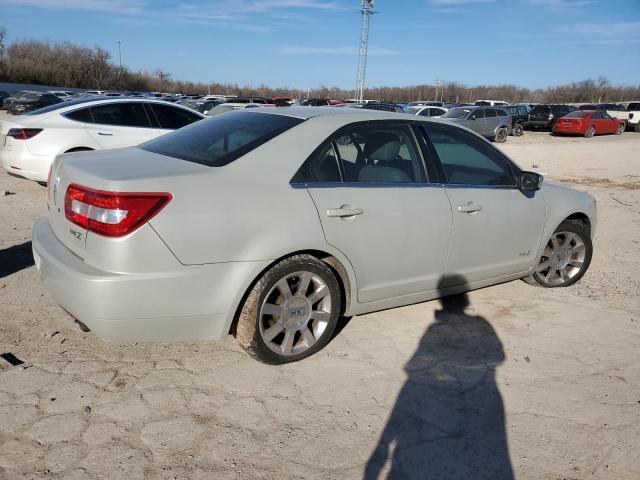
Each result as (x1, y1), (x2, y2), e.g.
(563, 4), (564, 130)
(2, 0), (639, 90)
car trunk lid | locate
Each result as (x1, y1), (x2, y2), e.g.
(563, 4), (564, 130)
(47, 147), (208, 259)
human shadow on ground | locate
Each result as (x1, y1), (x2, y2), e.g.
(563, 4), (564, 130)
(364, 275), (514, 480)
(0, 241), (35, 279)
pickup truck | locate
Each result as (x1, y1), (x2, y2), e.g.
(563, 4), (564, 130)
(623, 102), (640, 132)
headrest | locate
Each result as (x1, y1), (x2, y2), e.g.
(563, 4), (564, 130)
(363, 132), (401, 162)
(357, 165), (412, 183)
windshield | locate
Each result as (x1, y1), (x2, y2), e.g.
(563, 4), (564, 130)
(139, 111), (303, 167)
(531, 106), (551, 114)
(626, 103), (640, 111)
(442, 108), (471, 119)
(406, 107), (422, 114)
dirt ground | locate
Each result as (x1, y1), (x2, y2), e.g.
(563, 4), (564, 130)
(1, 113), (639, 479)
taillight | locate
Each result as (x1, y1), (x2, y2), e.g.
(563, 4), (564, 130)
(64, 184), (172, 237)
(6, 128), (43, 140)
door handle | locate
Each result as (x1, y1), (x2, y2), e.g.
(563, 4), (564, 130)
(327, 207), (363, 218)
(97, 132), (113, 136)
(458, 203), (483, 213)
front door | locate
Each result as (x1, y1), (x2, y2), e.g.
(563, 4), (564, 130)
(303, 123), (453, 303)
(422, 123), (546, 286)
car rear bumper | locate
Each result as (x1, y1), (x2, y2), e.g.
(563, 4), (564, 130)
(0, 147), (52, 182)
(32, 216), (267, 343)
(526, 120), (552, 128)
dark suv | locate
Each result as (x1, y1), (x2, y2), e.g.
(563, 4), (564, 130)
(526, 104), (575, 130)
(504, 104), (529, 136)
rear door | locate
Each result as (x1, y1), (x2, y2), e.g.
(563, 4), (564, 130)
(422, 123), (546, 285)
(85, 102), (158, 149)
(302, 123), (453, 303)
(147, 103), (203, 134)
(484, 108), (499, 135)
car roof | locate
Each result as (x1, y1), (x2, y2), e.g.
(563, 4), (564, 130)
(238, 106), (443, 124)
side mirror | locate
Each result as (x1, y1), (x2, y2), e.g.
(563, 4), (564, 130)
(520, 171), (543, 191)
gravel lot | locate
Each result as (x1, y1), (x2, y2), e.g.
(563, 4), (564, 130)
(1, 110), (639, 479)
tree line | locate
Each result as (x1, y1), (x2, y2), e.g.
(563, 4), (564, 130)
(1, 26), (638, 103)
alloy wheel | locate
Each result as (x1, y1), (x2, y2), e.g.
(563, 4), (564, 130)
(258, 271), (332, 356)
(534, 231), (586, 286)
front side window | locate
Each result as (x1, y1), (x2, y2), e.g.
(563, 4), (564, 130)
(425, 124), (515, 187)
(90, 103), (151, 128)
(139, 111), (303, 167)
(150, 103), (202, 129)
(470, 109), (485, 120)
(333, 125), (425, 183)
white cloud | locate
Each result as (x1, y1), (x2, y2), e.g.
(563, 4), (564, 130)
(0, 0), (145, 14)
(527, 0), (596, 6)
(278, 45), (398, 55)
(429, 0), (496, 4)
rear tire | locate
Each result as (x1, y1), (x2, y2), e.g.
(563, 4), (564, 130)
(523, 220), (592, 288)
(494, 127), (508, 143)
(235, 255), (342, 364)
(514, 124), (524, 136)
(634, 123), (640, 133)
(584, 126), (595, 138)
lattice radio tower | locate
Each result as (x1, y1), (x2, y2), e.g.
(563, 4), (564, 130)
(355, 0), (376, 102)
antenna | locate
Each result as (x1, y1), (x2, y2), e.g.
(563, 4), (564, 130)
(355, 0), (376, 103)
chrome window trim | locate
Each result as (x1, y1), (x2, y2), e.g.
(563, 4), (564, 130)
(291, 182), (445, 189)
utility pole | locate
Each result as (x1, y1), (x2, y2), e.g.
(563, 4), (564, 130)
(355, 0), (376, 102)
(117, 40), (123, 73)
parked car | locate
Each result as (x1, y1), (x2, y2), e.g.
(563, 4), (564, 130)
(442, 106), (512, 142)
(577, 103), (634, 130)
(526, 104), (575, 130)
(504, 104), (529, 136)
(406, 106), (448, 117)
(475, 100), (510, 106)
(231, 97), (273, 105)
(0, 97), (204, 182)
(0, 90), (10, 107)
(362, 103), (406, 113)
(32, 107), (596, 364)
(2, 90), (35, 110)
(624, 101), (640, 132)
(49, 91), (74, 99)
(8, 92), (63, 114)
(552, 110), (625, 138)
(205, 102), (263, 116)
(407, 100), (445, 107)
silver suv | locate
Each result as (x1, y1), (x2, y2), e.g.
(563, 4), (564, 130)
(442, 106), (512, 142)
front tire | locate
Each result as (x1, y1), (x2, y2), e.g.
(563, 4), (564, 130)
(615, 124), (624, 135)
(524, 220), (592, 288)
(235, 255), (342, 364)
(514, 124), (524, 136)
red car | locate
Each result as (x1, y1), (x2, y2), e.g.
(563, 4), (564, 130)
(553, 110), (625, 138)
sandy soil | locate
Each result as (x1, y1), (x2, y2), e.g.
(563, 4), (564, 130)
(1, 113), (639, 479)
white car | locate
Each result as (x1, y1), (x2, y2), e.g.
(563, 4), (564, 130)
(0, 98), (204, 182)
(475, 100), (510, 107)
(406, 106), (448, 117)
(205, 102), (266, 116)
(33, 108), (596, 364)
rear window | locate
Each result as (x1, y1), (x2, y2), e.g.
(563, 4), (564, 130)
(565, 111), (590, 118)
(531, 105), (550, 114)
(139, 111), (304, 167)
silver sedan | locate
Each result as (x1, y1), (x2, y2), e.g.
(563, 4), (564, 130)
(32, 108), (596, 363)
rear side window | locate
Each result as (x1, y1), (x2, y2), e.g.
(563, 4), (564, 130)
(91, 103), (151, 128)
(64, 108), (94, 123)
(149, 103), (202, 129)
(496, 109), (508, 117)
(139, 111), (303, 167)
(485, 108), (497, 118)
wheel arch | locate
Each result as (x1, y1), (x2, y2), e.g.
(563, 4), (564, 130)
(564, 212), (592, 235)
(228, 249), (355, 336)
